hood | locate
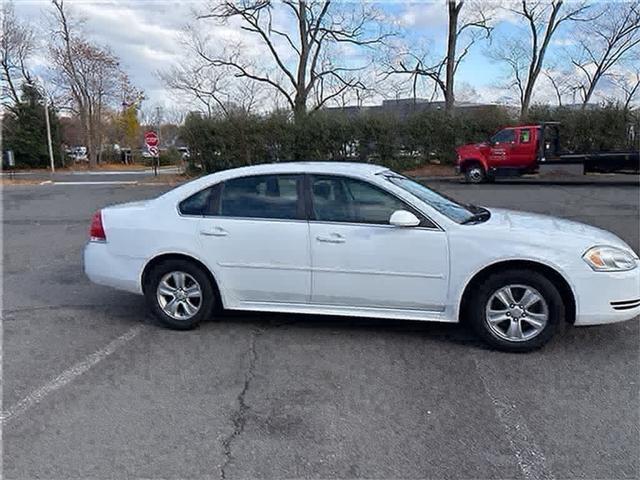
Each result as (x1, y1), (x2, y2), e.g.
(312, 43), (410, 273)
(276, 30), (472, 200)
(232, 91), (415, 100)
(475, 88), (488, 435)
(456, 142), (490, 157)
(481, 208), (636, 254)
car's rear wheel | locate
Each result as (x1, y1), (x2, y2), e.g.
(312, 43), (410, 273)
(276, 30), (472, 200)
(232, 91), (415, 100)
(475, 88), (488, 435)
(145, 259), (216, 330)
(465, 163), (486, 184)
(466, 269), (564, 352)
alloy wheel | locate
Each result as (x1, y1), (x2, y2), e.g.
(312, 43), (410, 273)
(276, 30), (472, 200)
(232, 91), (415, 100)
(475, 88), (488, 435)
(468, 167), (483, 182)
(485, 284), (549, 342)
(156, 271), (203, 321)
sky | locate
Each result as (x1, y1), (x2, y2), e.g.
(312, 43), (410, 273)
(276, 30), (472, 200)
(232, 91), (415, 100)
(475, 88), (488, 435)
(14, 0), (637, 116)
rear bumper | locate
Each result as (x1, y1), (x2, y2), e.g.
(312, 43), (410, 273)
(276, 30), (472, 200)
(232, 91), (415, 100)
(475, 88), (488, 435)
(84, 242), (144, 295)
(573, 267), (640, 326)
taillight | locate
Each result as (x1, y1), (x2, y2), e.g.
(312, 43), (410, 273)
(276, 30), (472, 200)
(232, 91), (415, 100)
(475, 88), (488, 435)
(89, 210), (107, 242)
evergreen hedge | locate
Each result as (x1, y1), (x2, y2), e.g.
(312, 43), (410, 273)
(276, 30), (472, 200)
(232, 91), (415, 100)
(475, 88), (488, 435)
(181, 103), (638, 174)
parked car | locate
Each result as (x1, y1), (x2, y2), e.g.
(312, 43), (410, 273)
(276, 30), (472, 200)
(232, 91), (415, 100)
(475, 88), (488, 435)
(68, 146), (88, 162)
(455, 122), (640, 183)
(84, 162), (640, 351)
(177, 147), (190, 160)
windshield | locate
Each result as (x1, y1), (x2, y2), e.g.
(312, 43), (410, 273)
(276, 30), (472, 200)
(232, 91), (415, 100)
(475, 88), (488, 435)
(383, 173), (480, 224)
(490, 129), (515, 144)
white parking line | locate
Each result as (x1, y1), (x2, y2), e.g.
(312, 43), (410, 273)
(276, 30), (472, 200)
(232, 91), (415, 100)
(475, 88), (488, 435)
(50, 181), (139, 185)
(1, 168), (181, 177)
(474, 358), (555, 480)
(1, 326), (142, 425)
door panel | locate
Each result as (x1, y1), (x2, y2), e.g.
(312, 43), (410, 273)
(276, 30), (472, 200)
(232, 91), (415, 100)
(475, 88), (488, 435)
(489, 128), (517, 167)
(310, 223), (448, 310)
(510, 128), (536, 168)
(199, 218), (310, 304)
(196, 173), (310, 305)
(306, 174), (449, 311)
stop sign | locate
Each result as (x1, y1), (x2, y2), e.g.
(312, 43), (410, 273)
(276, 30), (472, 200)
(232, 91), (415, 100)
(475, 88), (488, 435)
(144, 131), (159, 148)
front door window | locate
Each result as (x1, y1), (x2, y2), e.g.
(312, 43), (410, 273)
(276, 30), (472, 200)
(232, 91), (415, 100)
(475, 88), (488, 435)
(310, 175), (409, 225)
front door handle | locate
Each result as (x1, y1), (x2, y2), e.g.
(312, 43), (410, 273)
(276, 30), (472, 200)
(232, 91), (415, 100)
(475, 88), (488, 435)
(200, 226), (228, 237)
(316, 233), (345, 244)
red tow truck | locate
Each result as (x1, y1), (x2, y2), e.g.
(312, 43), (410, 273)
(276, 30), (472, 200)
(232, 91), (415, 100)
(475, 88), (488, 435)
(455, 122), (639, 183)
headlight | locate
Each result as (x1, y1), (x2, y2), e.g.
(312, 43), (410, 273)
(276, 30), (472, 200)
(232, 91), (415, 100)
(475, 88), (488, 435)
(582, 246), (638, 272)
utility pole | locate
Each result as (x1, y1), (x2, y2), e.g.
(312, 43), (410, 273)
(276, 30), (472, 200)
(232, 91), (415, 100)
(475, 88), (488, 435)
(30, 77), (56, 174)
(43, 93), (55, 174)
(155, 106), (162, 176)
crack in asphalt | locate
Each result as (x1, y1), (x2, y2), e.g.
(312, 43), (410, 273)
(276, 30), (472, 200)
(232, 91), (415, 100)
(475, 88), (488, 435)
(219, 327), (264, 480)
(473, 358), (555, 480)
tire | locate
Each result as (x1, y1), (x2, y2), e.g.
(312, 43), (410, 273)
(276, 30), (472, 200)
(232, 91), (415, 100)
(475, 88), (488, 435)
(465, 163), (486, 184)
(144, 259), (216, 330)
(466, 269), (564, 352)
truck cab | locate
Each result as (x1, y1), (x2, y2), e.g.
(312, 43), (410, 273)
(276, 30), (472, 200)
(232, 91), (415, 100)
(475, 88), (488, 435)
(456, 125), (545, 183)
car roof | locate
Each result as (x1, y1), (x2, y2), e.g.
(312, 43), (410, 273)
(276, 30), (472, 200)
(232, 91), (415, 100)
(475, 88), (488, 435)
(159, 162), (391, 202)
(215, 161), (389, 177)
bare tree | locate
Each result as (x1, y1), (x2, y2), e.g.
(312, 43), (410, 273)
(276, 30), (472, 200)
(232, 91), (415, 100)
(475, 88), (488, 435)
(50, 0), (132, 168)
(386, 0), (492, 113)
(494, 0), (591, 118)
(541, 66), (575, 106)
(195, 0), (392, 121)
(610, 67), (640, 110)
(1, 1), (35, 108)
(160, 43), (261, 118)
(569, 1), (640, 107)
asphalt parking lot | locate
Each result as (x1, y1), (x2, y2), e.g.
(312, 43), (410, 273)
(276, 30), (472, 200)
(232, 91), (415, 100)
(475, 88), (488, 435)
(3, 178), (639, 479)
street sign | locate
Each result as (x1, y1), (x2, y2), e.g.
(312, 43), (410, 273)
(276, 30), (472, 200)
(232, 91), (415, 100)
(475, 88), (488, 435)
(144, 131), (159, 148)
(145, 130), (160, 177)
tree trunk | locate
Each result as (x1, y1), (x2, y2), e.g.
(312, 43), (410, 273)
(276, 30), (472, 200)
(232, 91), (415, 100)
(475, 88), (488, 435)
(520, 93), (531, 119)
(445, 1), (460, 114)
(581, 71), (601, 108)
(521, 54), (540, 119)
(86, 115), (97, 169)
(293, 95), (307, 123)
(520, 1), (563, 120)
(295, 1), (309, 123)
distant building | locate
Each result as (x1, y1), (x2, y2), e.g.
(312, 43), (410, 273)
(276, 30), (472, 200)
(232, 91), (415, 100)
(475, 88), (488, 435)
(325, 98), (509, 118)
(561, 103), (600, 110)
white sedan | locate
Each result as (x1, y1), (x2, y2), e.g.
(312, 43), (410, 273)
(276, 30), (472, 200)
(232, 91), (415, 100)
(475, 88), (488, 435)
(84, 162), (640, 351)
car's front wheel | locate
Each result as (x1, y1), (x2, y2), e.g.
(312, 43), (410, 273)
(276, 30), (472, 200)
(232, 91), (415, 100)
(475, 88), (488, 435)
(466, 269), (564, 352)
(145, 259), (216, 330)
(465, 163), (486, 184)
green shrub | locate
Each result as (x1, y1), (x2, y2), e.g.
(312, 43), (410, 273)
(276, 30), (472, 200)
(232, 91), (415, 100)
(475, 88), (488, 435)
(527, 103), (636, 152)
(159, 147), (182, 166)
(178, 104), (636, 174)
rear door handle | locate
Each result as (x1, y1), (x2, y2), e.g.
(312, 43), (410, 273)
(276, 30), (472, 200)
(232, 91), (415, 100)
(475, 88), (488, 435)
(200, 226), (228, 237)
(316, 233), (345, 244)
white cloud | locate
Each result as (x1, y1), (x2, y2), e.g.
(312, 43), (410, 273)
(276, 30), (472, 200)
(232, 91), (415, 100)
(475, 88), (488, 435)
(398, 2), (447, 30)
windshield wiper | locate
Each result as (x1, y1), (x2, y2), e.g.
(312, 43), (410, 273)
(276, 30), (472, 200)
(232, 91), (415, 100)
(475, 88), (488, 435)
(461, 205), (491, 224)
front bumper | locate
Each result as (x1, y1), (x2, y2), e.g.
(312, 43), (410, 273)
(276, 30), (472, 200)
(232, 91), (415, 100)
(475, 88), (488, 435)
(573, 267), (640, 326)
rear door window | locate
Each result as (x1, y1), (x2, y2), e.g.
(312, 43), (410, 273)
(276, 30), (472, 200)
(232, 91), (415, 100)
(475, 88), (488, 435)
(219, 174), (302, 220)
(179, 187), (215, 216)
(519, 129), (531, 143)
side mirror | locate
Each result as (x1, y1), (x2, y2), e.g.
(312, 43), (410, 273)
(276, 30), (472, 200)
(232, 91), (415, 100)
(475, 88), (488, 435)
(389, 210), (420, 227)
